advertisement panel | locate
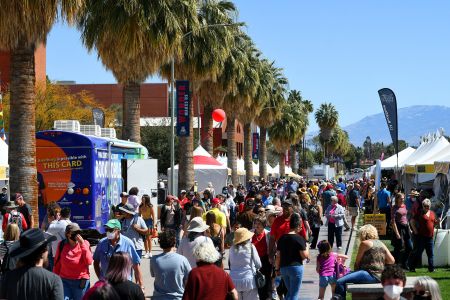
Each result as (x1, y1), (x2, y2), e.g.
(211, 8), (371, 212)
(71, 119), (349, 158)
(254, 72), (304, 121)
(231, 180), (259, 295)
(176, 80), (190, 136)
(252, 133), (259, 159)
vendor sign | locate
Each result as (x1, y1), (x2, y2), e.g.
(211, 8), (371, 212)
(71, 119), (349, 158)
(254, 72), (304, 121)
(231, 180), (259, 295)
(364, 213), (386, 235)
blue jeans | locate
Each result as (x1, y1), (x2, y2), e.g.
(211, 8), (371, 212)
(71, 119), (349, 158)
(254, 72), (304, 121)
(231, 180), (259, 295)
(62, 278), (90, 300)
(335, 270), (378, 297)
(280, 265), (304, 300)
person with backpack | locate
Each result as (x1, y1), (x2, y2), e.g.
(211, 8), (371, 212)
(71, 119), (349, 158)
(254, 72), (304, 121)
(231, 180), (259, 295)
(53, 223), (92, 300)
(15, 193), (34, 230)
(1, 200), (27, 233)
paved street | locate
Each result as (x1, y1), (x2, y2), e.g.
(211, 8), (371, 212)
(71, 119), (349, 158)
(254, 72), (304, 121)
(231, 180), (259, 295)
(89, 214), (357, 300)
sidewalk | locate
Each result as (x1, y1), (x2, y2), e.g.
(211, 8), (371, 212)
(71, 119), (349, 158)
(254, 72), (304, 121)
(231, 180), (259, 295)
(300, 215), (357, 300)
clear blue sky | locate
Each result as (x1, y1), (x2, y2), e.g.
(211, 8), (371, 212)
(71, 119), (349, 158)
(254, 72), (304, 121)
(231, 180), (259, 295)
(47, 1), (450, 132)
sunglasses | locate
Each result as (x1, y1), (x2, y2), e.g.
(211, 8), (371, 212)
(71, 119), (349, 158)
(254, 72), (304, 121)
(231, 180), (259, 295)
(105, 228), (115, 233)
(415, 290), (428, 296)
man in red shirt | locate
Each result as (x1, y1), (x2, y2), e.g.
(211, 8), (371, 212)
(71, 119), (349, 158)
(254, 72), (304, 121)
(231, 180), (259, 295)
(409, 198), (437, 272)
(268, 198), (294, 264)
(178, 190), (189, 210)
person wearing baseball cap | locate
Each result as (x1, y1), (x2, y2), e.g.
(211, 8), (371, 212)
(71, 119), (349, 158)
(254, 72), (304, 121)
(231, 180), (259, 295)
(53, 223), (93, 299)
(0, 228), (63, 299)
(202, 198), (226, 230)
(93, 219), (143, 290)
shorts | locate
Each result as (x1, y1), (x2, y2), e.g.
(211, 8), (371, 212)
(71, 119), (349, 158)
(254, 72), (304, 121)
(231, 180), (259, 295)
(319, 275), (336, 288)
(144, 218), (154, 229)
(348, 207), (359, 217)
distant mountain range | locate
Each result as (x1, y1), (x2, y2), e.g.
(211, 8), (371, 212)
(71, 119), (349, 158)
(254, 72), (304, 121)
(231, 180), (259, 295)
(309, 105), (450, 147)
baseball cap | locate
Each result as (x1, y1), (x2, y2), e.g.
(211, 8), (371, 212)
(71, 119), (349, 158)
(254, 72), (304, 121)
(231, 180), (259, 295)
(120, 192), (128, 197)
(180, 190), (187, 194)
(211, 198), (221, 205)
(104, 219), (121, 230)
(65, 223), (82, 234)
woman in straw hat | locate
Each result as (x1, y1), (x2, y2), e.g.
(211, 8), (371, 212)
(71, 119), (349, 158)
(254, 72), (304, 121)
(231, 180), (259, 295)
(177, 217), (214, 268)
(229, 227), (262, 300)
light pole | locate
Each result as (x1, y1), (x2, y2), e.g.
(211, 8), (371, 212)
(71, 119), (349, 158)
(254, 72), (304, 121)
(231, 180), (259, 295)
(169, 22), (244, 195)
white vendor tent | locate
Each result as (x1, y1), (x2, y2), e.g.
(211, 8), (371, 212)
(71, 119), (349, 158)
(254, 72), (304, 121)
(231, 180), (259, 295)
(168, 145), (228, 193)
(403, 136), (449, 169)
(379, 147), (416, 169)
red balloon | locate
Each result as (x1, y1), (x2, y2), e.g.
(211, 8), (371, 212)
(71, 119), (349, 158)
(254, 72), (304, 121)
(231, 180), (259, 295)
(212, 109), (226, 122)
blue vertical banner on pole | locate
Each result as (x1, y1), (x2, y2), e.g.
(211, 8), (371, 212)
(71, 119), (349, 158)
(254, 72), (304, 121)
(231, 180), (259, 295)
(176, 80), (190, 136)
(252, 133), (259, 159)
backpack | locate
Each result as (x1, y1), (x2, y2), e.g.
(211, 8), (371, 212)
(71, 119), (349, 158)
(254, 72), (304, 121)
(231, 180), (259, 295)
(334, 256), (350, 279)
(7, 211), (23, 232)
(1, 241), (20, 274)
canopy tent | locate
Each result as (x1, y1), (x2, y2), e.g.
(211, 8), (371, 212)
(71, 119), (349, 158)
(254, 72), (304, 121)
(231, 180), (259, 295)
(379, 147), (416, 170)
(0, 139), (8, 181)
(403, 136), (449, 173)
(168, 145), (228, 193)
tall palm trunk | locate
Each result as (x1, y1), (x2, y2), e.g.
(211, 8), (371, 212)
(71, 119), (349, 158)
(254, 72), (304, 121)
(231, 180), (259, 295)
(243, 123), (253, 182)
(9, 44), (38, 225)
(290, 145), (298, 174)
(279, 152), (286, 178)
(178, 89), (195, 193)
(259, 127), (267, 180)
(123, 82), (141, 143)
(227, 115), (238, 185)
(202, 102), (214, 155)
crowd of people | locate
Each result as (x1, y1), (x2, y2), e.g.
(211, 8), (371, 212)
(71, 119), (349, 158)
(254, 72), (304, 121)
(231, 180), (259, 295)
(0, 175), (444, 300)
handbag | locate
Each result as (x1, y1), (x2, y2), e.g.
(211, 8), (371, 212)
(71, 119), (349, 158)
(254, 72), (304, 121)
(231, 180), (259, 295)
(250, 245), (266, 289)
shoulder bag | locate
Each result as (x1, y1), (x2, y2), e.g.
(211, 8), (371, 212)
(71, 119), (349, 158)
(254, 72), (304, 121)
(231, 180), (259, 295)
(250, 244), (266, 289)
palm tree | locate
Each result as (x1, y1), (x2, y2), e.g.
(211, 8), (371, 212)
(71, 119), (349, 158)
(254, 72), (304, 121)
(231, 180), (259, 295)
(78, 0), (199, 142)
(221, 34), (259, 185)
(239, 58), (274, 182)
(160, 0), (238, 192)
(0, 1), (84, 225)
(314, 103), (339, 160)
(286, 90), (313, 174)
(254, 65), (287, 180)
(269, 99), (308, 177)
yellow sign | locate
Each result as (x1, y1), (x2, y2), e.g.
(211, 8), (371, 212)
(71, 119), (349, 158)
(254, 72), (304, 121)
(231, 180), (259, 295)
(0, 166), (7, 180)
(364, 213), (387, 236)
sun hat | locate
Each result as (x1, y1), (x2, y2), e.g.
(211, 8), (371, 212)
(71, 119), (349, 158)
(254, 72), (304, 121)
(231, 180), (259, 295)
(104, 219), (122, 230)
(4, 200), (18, 209)
(265, 204), (276, 211)
(120, 192), (128, 197)
(233, 228), (254, 245)
(118, 203), (136, 215)
(298, 187), (308, 194)
(9, 228), (56, 258)
(187, 217), (210, 233)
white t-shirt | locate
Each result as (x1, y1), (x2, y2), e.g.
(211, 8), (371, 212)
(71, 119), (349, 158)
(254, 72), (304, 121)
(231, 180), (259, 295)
(177, 235), (214, 267)
(127, 195), (141, 213)
(46, 219), (71, 257)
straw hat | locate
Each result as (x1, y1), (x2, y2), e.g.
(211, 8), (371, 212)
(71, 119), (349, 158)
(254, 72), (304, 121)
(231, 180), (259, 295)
(233, 228), (254, 245)
(187, 217), (209, 233)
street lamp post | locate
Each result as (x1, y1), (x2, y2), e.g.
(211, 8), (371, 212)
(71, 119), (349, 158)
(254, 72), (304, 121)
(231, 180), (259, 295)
(169, 22), (243, 195)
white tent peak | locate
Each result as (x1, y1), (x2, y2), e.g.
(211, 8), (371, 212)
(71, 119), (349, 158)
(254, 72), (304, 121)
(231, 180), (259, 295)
(193, 145), (213, 158)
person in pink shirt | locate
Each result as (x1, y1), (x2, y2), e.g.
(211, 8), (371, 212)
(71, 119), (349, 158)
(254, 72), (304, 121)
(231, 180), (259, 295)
(54, 223), (93, 300)
(316, 240), (348, 300)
